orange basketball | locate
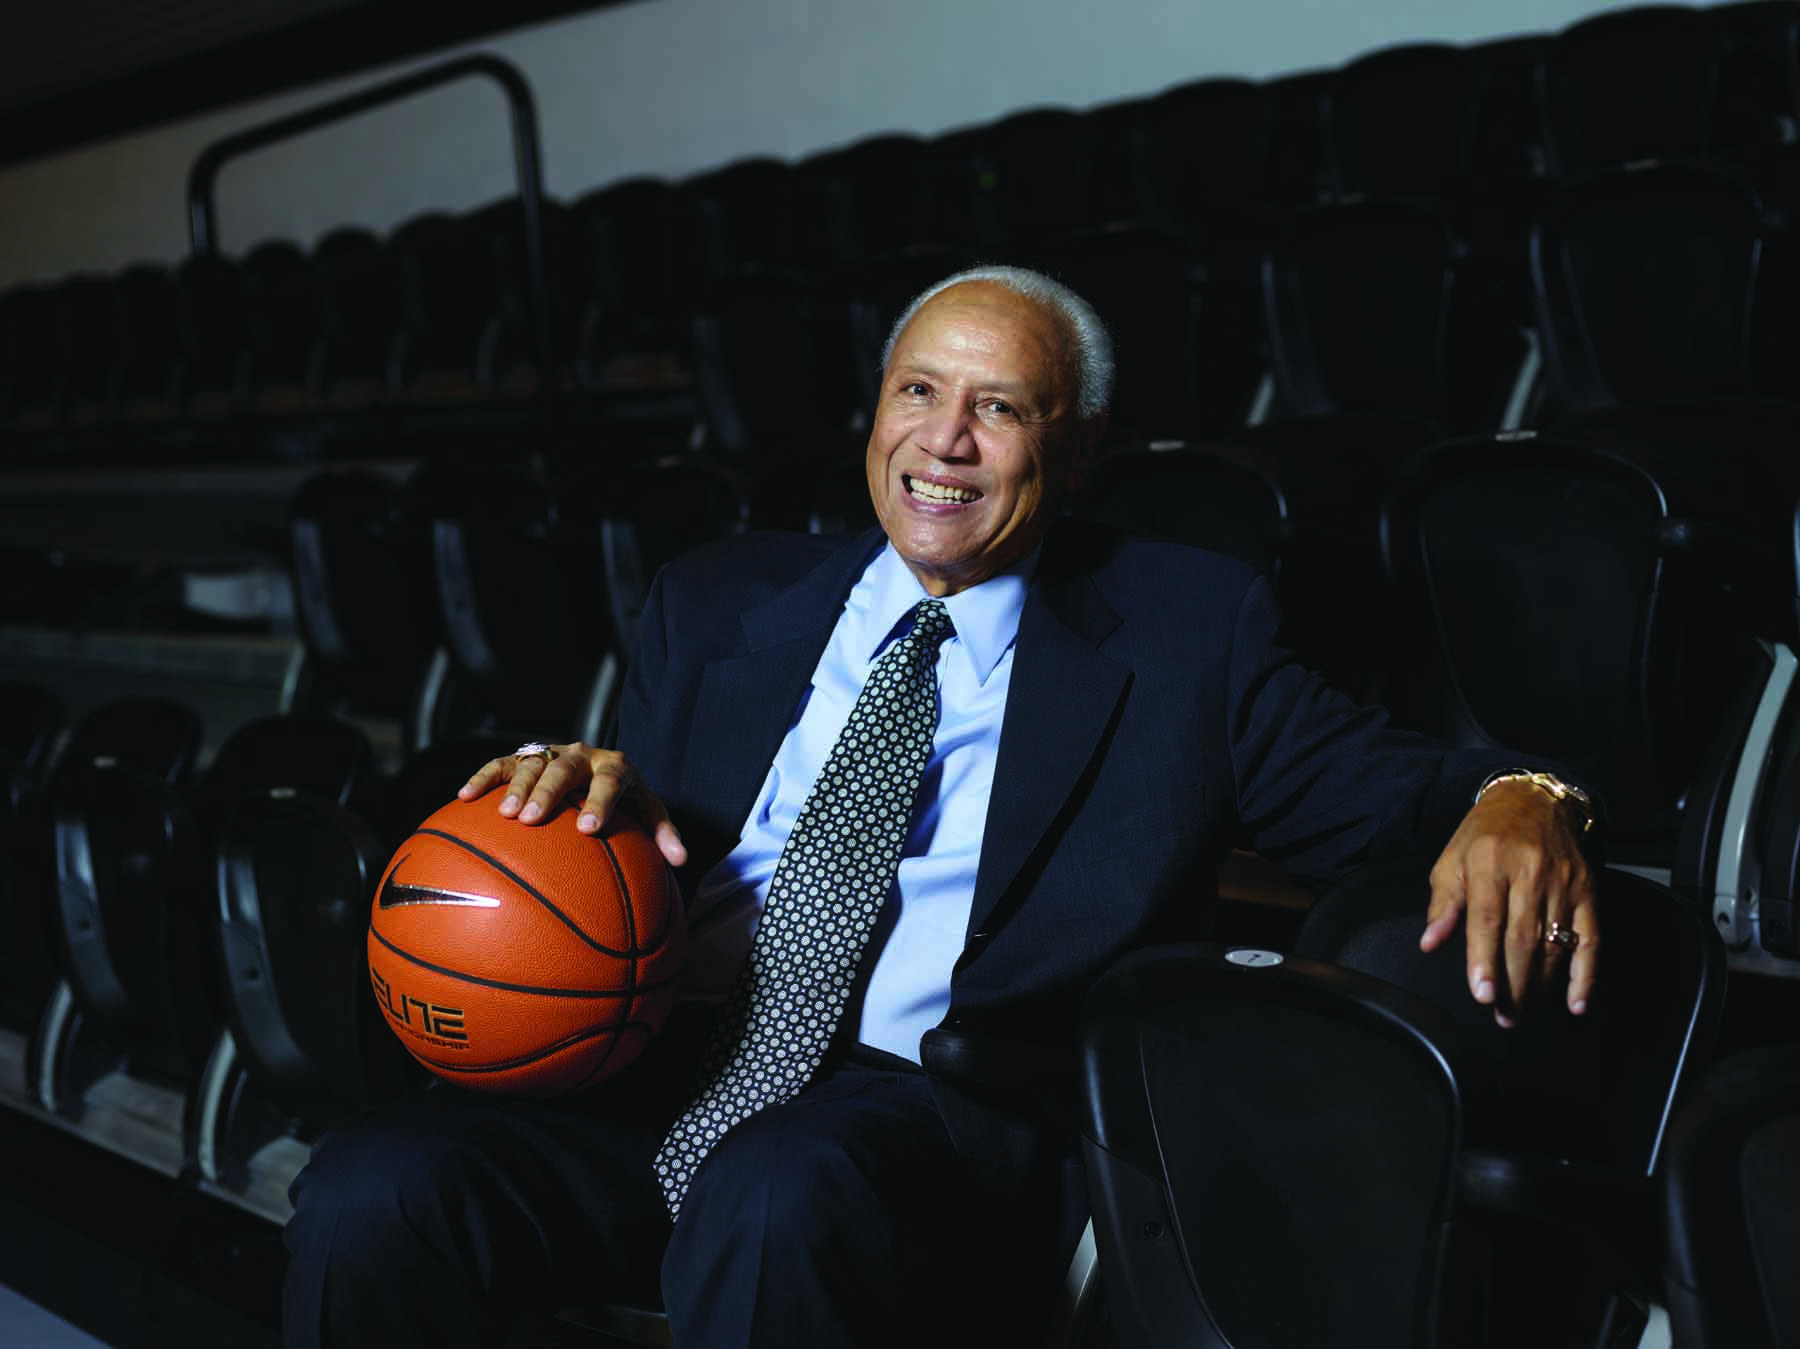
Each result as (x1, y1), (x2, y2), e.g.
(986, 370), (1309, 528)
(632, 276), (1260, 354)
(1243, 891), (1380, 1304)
(367, 794), (685, 1097)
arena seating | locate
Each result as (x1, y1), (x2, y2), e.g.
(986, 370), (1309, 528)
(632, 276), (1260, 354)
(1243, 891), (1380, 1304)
(2, 3), (1800, 1344)
(1081, 856), (1724, 1348)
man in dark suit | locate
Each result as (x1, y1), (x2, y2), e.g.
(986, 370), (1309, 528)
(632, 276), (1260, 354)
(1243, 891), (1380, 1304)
(284, 266), (1596, 1348)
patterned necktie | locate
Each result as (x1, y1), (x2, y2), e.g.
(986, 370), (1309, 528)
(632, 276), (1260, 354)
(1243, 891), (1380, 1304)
(654, 597), (954, 1217)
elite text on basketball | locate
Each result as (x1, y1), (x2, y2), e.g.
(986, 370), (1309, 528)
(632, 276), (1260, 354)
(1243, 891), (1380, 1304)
(370, 968), (469, 1045)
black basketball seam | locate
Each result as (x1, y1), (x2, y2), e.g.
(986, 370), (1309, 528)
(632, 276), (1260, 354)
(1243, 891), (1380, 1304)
(407, 825), (658, 958)
(569, 1012), (657, 1091)
(597, 831), (641, 1030)
(368, 922), (680, 999)
(570, 1028), (633, 1091)
(408, 1019), (659, 1073)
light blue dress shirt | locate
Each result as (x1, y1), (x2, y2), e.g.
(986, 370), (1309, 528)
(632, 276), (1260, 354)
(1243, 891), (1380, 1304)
(681, 541), (1032, 1062)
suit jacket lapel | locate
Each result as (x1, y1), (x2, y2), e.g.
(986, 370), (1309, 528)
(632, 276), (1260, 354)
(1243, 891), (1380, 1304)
(967, 555), (1127, 940)
(683, 530), (886, 832)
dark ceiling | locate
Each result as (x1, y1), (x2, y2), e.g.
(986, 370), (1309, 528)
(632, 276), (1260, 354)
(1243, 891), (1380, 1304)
(0, 0), (635, 170)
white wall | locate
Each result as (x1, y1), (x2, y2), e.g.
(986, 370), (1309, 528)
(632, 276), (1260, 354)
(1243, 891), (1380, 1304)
(0, 0), (1660, 288)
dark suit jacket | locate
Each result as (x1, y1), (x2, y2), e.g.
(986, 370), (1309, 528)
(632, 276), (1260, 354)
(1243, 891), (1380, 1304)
(613, 518), (1516, 1181)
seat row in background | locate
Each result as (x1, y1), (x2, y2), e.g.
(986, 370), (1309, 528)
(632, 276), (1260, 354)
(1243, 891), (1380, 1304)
(0, 681), (510, 1215)
(2, 2), (1798, 487)
(0, 647), (1778, 1347)
(1, 427), (1799, 1346)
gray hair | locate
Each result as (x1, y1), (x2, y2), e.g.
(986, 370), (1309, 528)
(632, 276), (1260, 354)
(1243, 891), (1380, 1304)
(880, 265), (1115, 421)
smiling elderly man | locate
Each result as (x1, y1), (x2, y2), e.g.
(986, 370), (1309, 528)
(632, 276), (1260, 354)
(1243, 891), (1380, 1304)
(283, 265), (1598, 1349)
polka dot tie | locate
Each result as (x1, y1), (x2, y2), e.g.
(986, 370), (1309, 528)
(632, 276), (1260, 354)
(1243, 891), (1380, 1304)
(654, 598), (954, 1217)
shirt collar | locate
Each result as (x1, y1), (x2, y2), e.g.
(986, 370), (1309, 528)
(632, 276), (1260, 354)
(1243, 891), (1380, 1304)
(854, 543), (1037, 687)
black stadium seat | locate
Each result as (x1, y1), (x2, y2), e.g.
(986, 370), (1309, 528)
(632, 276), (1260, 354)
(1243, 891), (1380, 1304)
(802, 132), (948, 261)
(1260, 196), (1528, 433)
(111, 263), (184, 424)
(1295, 859), (1726, 1349)
(1041, 221), (1218, 445)
(41, 697), (212, 1109)
(958, 105), (1095, 250)
(1075, 96), (1162, 231)
(1072, 444), (1291, 587)
(287, 468), (439, 734)
(463, 193), (581, 397)
(312, 226), (407, 407)
(1530, 159), (1777, 417)
(1663, 1043), (1800, 1349)
(681, 157), (816, 276)
(568, 175), (697, 382)
(404, 460), (621, 746)
(689, 265), (863, 530)
(175, 249), (256, 418)
(1136, 77), (1275, 255)
(1080, 939), (1490, 1348)
(1536, 5), (1725, 176)
(241, 239), (325, 412)
(390, 211), (497, 399)
(1077, 857), (1726, 1348)
(193, 713), (416, 1205)
(0, 681), (64, 1037)
(1322, 43), (1483, 201)
(1379, 430), (1762, 870)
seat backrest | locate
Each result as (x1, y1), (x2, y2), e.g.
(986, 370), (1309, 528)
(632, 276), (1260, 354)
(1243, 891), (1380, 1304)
(1707, 0), (1800, 152)
(215, 784), (417, 1131)
(568, 174), (697, 361)
(1323, 44), (1481, 199)
(1530, 162), (1768, 416)
(390, 211), (495, 392)
(288, 468), (438, 727)
(1081, 942), (1491, 1348)
(1071, 445), (1289, 582)
(689, 264), (858, 466)
(1380, 430), (1721, 857)
(0, 680), (64, 1032)
(1040, 223), (1212, 444)
(311, 226), (407, 394)
(1138, 78), (1273, 228)
(241, 238), (324, 407)
(681, 157), (815, 276)
(50, 697), (214, 1081)
(1537, 5), (1724, 175)
(1263, 197), (1526, 432)
(404, 461), (617, 743)
(586, 456), (749, 662)
(203, 712), (377, 820)
(964, 105), (1093, 248)
(1663, 1043), (1800, 1349)
(175, 251), (254, 414)
(801, 133), (945, 261)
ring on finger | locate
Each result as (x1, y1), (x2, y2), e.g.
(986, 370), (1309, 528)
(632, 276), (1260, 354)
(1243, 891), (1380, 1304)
(513, 740), (559, 764)
(1544, 921), (1578, 952)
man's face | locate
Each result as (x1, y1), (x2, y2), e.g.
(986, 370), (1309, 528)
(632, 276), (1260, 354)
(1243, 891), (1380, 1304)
(865, 281), (1095, 597)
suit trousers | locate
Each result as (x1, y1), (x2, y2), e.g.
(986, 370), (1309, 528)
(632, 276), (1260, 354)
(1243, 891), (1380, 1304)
(282, 1015), (1073, 1348)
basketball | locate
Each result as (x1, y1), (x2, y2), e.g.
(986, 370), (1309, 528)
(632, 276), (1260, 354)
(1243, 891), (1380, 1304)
(367, 793), (685, 1097)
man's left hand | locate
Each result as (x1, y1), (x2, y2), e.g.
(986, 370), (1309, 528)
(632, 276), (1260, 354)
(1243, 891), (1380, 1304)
(1421, 778), (1597, 1027)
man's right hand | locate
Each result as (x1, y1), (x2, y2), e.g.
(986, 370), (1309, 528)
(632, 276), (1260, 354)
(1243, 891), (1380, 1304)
(458, 742), (688, 868)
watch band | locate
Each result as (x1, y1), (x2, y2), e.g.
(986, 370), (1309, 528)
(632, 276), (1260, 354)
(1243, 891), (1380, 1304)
(1476, 768), (1595, 834)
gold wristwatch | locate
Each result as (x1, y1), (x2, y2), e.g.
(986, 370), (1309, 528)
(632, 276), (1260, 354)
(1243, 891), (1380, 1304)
(1476, 769), (1596, 835)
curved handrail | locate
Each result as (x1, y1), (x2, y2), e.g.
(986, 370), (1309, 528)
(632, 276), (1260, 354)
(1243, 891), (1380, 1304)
(186, 52), (556, 398)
